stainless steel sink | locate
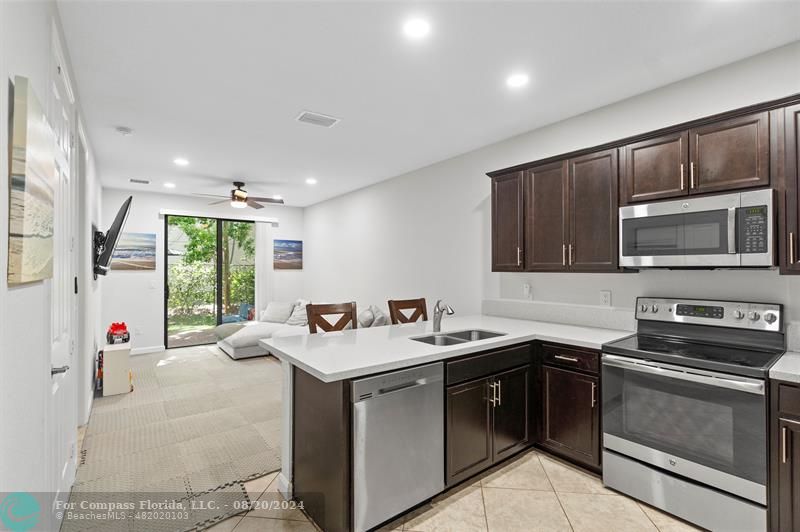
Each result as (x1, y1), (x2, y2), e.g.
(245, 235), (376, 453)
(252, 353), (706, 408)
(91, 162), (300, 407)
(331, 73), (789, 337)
(411, 329), (506, 346)
(446, 329), (505, 342)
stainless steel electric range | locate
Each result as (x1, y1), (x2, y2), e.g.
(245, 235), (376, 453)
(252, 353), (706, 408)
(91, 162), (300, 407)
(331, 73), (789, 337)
(601, 297), (785, 532)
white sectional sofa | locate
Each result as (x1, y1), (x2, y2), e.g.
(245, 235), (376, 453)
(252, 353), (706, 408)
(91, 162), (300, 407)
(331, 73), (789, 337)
(216, 299), (389, 360)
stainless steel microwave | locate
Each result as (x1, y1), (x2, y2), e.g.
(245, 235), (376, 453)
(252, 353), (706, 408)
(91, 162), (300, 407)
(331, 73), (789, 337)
(619, 189), (774, 268)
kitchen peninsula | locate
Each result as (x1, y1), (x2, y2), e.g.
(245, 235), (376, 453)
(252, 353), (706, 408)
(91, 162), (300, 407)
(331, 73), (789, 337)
(261, 315), (630, 532)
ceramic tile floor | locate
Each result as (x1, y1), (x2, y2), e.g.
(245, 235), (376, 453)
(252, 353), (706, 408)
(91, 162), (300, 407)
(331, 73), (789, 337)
(207, 449), (705, 532)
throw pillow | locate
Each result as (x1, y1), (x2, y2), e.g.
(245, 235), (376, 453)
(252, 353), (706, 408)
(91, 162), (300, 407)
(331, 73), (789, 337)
(285, 299), (311, 326)
(260, 301), (296, 323)
(358, 308), (375, 328)
(369, 305), (388, 327)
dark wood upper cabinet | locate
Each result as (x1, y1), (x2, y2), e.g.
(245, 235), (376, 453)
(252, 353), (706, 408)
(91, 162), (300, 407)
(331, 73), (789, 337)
(569, 149), (619, 272)
(541, 365), (600, 469)
(492, 365), (530, 462)
(491, 171), (524, 272)
(623, 132), (688, 203)
(782, 104), (800, 274)
(446, 378), (492, 486)
(689, 111), (770, 194)
(524, 161), (568, 271)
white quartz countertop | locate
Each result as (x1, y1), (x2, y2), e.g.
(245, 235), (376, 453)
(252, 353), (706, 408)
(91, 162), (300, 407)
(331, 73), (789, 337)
(770, 351), (800, 384)
(260, 315), (632, 382)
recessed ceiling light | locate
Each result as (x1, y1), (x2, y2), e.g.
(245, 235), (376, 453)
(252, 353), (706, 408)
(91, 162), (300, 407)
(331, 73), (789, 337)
(173, 157), (189, 167)
(403, 18), (431, 40)
(506, 73), (530, 89)
(305, 178), (318, 185)
(163, 182), (176, 189)
(273, 194), (283, 200)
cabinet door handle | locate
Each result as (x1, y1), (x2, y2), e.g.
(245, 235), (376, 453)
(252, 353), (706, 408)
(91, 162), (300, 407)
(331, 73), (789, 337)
(517, 247), (522, 266)
(562, 244), (566, 266)
(790, 232), (796, 265)
(554, 355), (579, 363)
(488, 382), (496, 407)
(690, 162), (696, 189)
(497, 380), (502, 406)
(568, 244), (574, 266)
(591, 382), (597, 408)
(783, 426), (789, 464)
(680, 163), (685, 191)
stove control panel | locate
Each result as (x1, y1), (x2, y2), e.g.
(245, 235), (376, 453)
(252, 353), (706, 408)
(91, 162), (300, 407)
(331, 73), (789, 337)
(636, 297), (783, 332)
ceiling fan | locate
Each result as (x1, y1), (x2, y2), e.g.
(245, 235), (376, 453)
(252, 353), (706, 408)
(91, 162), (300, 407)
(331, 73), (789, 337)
(193, 181), (284, 210)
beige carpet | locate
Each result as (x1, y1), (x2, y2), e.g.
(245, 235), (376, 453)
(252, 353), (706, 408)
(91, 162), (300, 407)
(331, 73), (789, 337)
(62, 346), (282, 532)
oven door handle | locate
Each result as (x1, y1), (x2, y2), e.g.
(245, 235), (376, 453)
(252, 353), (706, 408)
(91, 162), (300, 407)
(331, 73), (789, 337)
(602, 354), (765, 395)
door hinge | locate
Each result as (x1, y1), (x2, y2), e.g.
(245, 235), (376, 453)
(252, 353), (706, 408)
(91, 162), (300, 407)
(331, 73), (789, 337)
(74, 276), (78, 295)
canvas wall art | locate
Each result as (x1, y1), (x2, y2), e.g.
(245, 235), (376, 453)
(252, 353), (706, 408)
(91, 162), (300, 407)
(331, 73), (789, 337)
(111, 232), (157, 270)
(7, 76), (56, 285)
(274, 239), (302, 270)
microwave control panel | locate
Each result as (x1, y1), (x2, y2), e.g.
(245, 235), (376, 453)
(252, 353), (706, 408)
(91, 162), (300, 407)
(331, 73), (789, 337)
(738, 205), (768, 254)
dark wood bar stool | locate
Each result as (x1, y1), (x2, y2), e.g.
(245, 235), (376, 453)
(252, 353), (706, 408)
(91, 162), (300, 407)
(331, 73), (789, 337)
(387, 298), (428, 324)
(306, 302), (358, 333)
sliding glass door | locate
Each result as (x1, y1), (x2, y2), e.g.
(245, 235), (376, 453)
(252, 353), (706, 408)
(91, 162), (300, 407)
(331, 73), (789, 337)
(165, 216), (255, 348)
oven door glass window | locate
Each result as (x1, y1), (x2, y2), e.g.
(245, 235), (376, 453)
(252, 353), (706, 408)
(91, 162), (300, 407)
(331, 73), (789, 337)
(602, 362), (765, 485)
(621, 209), (730, 257)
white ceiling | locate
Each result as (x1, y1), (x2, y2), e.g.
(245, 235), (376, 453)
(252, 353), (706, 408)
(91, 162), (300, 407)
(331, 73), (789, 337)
(57, 1), (800, 207)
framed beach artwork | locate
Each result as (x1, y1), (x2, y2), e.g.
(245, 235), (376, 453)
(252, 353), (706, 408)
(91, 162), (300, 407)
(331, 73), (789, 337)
(7, 76), (56, 285)
(111, 232), (157, 270)
(274, 239), (302, 270)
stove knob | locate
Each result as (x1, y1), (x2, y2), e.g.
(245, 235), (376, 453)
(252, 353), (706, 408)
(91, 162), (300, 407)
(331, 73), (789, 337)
(640, 304), (648, 313)
(748, 311), (761, 322)
(764, 312), (778, 325)
(733, 310), (745, 320)
(651, 304), (659, 313)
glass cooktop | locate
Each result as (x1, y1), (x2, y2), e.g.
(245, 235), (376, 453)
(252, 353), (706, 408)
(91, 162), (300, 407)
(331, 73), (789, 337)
(602, 334), (784, 378)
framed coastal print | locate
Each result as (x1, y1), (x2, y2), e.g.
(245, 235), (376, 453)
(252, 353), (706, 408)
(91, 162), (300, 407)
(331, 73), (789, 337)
(274, 239), (302, 270)
(111, 232), (157, 270)
(7, 76), (56, 285)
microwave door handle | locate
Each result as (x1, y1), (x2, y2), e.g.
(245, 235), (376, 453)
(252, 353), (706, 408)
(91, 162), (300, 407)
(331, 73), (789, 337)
(602, 355), (764, 395)
(728, 207), (737, 254)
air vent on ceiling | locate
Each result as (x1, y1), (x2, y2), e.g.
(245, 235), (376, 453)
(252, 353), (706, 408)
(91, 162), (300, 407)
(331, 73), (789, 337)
(296, 110), (340, 128)
(129, 178), (150, 185)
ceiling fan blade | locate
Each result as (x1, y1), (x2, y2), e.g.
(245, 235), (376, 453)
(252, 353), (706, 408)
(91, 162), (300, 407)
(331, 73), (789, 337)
(247, 196), (285, 205)
(193, 193), (229, 199)
(247, 199), (265, 210)
(208, 199), (229, 205)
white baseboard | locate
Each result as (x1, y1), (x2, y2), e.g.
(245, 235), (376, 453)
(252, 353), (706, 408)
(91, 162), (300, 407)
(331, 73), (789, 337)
(276, 472), (292, 499)
(130, 345), (165, 356)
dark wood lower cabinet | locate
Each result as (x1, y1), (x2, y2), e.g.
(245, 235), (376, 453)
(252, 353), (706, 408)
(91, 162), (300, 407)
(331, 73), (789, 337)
(770, 380), (800, 532)
(540, 364), (600, 470)
(492, 366), (530, 462)
(446, 377), (493, 485)
(446, 364), (531, 486)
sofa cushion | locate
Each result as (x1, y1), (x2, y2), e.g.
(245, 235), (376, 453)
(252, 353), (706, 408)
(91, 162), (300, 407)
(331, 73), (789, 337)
(358, 308), (375, 328)
(226, 322), (287, 348)
(261, 301), (295, 323)
(285, 299), (311, 326)
(369, 305), (389, 327)
(214, 322), (247, 340)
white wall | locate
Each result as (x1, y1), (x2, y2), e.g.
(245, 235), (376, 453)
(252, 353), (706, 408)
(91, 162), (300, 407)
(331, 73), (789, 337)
(0, 0), (101, 498)
(101, 188), (305, 352)
(304, 42), (800, 319)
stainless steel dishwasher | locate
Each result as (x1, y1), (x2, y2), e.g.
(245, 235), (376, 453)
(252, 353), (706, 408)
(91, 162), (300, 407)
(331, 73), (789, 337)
(352, 362), (444, 532)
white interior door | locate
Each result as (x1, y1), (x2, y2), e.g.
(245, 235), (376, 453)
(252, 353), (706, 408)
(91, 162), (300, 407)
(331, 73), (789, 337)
(47, 28), (78, 524)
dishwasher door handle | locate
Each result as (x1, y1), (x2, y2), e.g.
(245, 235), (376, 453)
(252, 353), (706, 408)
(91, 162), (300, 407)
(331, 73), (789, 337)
(377, 378), (430, 396)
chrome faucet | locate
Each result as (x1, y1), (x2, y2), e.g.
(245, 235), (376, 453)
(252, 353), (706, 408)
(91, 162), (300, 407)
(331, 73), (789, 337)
(432, 300), (455, 333)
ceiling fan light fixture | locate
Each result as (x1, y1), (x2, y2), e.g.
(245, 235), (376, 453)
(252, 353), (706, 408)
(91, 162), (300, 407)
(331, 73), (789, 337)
(230, 199), (247, 209)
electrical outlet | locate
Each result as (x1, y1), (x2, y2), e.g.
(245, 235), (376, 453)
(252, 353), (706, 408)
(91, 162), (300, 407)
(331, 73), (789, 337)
(523, 283), (532, 300)
(600, 290), (612, 307)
